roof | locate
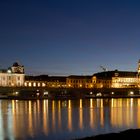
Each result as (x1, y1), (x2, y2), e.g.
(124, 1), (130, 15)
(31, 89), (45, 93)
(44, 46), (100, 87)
(13, 62), (20, 67)
(67, 75), (92, 79)
(25, 75), (67, 82)
(93, 70), (137, 79)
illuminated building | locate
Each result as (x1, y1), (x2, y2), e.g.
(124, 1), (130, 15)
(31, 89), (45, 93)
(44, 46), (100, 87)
(92, 70), (137, 88)
(46, 76), (67, 88)
(24, 59), (140, 89)
(66, 75), (92, 88)
(0, 62), (25, 87)
(25, 75), (66, 88)
(137, 59), (140, 87)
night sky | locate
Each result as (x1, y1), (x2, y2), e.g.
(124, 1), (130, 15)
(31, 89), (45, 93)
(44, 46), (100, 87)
(1, 0), (140, 75)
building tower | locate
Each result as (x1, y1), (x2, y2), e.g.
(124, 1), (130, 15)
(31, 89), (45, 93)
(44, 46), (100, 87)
(137, 59), (140, 87)
(138, 59), (140, 74)
(11, 62), (24, 74)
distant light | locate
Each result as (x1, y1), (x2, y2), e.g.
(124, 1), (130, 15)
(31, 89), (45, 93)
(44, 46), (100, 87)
(24, 82), (27, 86)
(33, 82), (36, 87)
(129, 91), (134, 95)
(96, 93), (102, 97)
(38, 83), (40, 87)
(42, 83), (45, 87)
(90, 92), (93, 95)
(7, 70), (11, 73)
(44, 91), (48, 95)
(29, 82), (31, 87)
(111, 92), (114, 95)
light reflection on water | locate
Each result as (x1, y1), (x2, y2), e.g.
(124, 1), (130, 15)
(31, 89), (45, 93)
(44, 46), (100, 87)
(0, 98), (140, 139)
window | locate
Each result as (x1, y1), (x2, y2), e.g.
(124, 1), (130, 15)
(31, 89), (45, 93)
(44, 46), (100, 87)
(18, 76), (20, 80)
(18, 82), (20, 86)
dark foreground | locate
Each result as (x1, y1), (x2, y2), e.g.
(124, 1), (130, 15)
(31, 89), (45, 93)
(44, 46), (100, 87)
(77, 129), (140, 140)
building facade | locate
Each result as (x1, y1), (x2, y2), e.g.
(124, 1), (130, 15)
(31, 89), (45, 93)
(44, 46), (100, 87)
(24, 75), (67, 88)
(92, 70), (138, 88)
(23, 59), (140, 89)
(66, 75), (93, 88)
(0, 62), (25, 87)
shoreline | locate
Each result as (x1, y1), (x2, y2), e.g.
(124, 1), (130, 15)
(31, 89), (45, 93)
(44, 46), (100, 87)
(76, 129), (140, 140)
(0, 87), (140, 100)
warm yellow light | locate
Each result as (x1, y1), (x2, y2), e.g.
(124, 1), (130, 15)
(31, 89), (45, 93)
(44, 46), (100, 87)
(90, 92), (93, 95)
(129, 91), (134, 95)
(111, 92), (114, 95)
(7, 70), (12, 73)
(44, 91), (48, 95)
(68, 100), (71, 109)
(96, 93), (102, 97)
(114, 83), (119, 88)
(29, 82), (32, 87)
(38, 83), (40, 87)
(24, 82), (27, 86)
(15, 91), (19, 95)
(33, 82), (36, 87)
(80, 99), (82, 109)
(90, 99), (93, 108)
(42, 83), (45, 87)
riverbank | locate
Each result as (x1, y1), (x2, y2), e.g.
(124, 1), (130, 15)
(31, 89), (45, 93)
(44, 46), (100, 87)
(77, 129), (140, 140)
(0, 87), (140, 99)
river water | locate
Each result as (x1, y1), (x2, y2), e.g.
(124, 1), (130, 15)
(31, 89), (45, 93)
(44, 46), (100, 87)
(0, 98), (140, 140)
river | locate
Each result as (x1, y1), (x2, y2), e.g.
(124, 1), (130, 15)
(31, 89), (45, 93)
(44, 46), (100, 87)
(0, 98), (140, 140)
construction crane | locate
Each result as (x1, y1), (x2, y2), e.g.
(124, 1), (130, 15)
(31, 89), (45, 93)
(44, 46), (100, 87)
(100, 66), (107, 72)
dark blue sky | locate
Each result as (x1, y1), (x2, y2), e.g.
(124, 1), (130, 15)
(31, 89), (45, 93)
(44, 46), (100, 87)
(1, 0), (140, 75)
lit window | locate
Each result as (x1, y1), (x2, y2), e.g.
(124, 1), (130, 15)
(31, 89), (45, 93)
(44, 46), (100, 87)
(44, 91), (48, 95)
(42, 83), (45, 87)
(29, 82), (32, 87)
(96, 93), (102, 97)
(38, 83), (40, 87)
(24, 82), (27, 86)
(33, 82), (36, 87)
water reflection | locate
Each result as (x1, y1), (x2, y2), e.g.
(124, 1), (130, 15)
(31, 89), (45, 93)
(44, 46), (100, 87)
(89, 99), (94, 129)
(0, 98), (140, 139)
(43, 100), (49, 135)
(79, 99), (83, 130)
(58, 100), (61, 130)
(68, 100), (72, 131)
